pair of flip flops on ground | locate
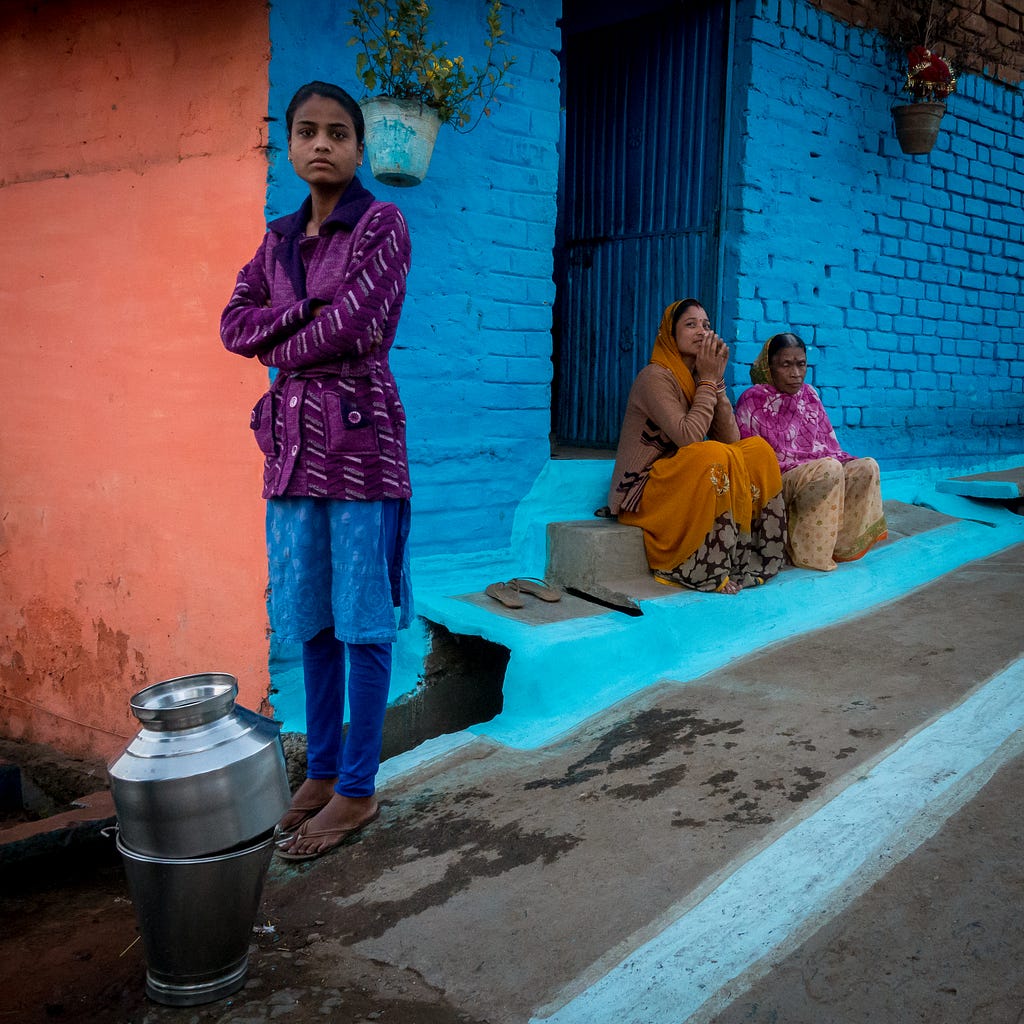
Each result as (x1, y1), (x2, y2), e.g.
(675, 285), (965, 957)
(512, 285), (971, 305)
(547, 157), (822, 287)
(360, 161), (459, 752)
(274, 802), (381, 863)
(484, 576), (562, 609)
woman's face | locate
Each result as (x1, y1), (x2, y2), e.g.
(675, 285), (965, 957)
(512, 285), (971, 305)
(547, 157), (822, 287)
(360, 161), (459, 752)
(288, 94), (363, 193)
(769, 345), (808, 395)
(673, 305), (711, 360)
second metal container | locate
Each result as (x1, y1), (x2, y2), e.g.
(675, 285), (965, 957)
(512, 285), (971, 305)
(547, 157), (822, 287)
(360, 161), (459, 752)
(108, 672), (290, 858)
(117, 830), (275, 1006)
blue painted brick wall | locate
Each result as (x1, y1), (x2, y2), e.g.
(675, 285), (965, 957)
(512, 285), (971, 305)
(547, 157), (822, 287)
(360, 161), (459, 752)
(266, 0), (561, 555)
(260, 0), (1022, 567)
(725, 0), (1024, 464)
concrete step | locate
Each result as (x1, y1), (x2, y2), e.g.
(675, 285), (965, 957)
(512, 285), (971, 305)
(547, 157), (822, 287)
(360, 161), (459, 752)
(545, 517), (659, 610)
(542, 500), (957, 613)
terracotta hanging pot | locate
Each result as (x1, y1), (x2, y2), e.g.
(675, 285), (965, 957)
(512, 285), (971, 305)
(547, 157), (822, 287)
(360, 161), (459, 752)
(892, 102), (946, 155)
(361, 96), (442, 187)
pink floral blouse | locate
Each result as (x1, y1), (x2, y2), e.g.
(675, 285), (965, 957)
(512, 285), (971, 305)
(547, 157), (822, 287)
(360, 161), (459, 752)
(735, 383), (854, 474)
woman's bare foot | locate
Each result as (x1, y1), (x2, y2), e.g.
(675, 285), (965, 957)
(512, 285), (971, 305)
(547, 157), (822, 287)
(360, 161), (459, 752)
(714, 576), (743, 595)
(277, 777), (337, 834)
(277, 793), (380, 859)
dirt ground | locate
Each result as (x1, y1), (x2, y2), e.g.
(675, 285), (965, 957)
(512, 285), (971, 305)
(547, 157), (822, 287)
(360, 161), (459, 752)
(0, 836), (483, 1024)
(0, 734), (481, 1024)
(1, 544), (1022, 1024)
(705, 750), (1024, 1024)
(4, 736), (1024, 1024)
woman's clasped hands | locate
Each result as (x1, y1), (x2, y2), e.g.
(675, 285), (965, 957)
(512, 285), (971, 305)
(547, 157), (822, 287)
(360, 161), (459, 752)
(695, 331), (729, 384)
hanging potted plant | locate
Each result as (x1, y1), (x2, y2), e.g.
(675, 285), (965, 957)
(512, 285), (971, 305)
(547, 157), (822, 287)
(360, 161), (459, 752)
(348, 0), (516, 187)
(881, 0), (1012, 156)
(892, 44), (956, 154)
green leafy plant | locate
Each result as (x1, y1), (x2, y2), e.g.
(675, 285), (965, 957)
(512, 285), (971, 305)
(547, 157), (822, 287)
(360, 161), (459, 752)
(348, 0), (515, 131)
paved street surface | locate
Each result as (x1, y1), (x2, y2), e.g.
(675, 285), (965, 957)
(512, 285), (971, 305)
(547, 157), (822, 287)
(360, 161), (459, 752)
(2, 516), (1022, 1023)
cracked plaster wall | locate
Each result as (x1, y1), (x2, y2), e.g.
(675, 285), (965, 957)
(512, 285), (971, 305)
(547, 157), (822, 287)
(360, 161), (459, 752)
(0, 0), (274, 758)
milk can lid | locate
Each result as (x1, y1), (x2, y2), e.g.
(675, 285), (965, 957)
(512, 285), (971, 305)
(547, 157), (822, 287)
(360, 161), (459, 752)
(130, 673), (238, 730)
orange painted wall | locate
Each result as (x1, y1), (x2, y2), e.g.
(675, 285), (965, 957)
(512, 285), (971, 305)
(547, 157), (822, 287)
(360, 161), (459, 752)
(0, 2), (273, 760)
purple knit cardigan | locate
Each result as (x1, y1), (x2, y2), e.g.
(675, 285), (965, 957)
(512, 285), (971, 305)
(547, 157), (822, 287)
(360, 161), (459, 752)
(221, 180), (412, 502)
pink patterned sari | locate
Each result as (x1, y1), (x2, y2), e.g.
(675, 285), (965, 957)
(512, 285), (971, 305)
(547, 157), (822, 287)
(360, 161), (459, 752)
(735, 383), (887, 571)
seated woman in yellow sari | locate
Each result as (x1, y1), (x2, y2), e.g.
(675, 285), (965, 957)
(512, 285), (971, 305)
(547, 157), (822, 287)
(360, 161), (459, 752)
(607, 300), (787, 594)
(735, 332), (887, 571)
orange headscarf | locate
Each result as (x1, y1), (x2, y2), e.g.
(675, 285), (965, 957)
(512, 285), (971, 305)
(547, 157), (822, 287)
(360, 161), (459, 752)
(649, 301), (697, 403)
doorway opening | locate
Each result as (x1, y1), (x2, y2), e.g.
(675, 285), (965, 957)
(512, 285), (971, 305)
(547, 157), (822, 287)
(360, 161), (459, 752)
(552, 0), (731, 450)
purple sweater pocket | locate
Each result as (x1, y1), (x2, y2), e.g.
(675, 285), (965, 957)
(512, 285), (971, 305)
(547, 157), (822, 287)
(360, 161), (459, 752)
(250, 392), (278, 456)
(323, 391), (379, 454)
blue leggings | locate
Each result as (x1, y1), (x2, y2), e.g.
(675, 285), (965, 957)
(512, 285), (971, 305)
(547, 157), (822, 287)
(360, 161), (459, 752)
(302, 628), (391, 797)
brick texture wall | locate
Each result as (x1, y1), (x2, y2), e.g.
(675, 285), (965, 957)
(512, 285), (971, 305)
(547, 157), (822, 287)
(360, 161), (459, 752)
(724, 0), (1024, 462)
(812, 0), (1024, 83)
(254, 0), (1021, 560)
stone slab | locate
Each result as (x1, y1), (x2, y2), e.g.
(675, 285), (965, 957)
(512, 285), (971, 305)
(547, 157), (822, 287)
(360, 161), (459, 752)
(545, 518), (649, 584)
(0, 789), (115, 868)
(935, 464), (1024, 499)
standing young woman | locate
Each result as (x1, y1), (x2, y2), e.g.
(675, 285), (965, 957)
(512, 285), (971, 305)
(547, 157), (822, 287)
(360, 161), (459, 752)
(221, 82), (413, 861)
(607, 300), (787, 594)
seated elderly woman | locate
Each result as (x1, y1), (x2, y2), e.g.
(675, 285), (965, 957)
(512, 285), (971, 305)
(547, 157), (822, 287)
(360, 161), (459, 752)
(735, 332), (887, 571)
(606, 299), (787, 594)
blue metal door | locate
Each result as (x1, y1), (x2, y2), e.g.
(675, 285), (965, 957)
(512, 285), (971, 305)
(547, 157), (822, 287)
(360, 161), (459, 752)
(555, 1), (730, 448)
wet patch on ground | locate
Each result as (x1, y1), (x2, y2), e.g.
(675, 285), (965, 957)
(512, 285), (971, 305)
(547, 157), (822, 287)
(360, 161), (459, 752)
(667, 760), (833, 829)
(312, 681), (897, 1020)
(268, 787), (581, 943)
(523, 707), (745, 796)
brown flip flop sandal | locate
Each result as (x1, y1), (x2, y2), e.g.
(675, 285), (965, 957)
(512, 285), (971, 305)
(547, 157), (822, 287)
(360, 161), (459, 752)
(274, 800), (330, 840)
(275, 806), (382, 862)
(485, 582), (525, 609)
(509, 577), (562, 602)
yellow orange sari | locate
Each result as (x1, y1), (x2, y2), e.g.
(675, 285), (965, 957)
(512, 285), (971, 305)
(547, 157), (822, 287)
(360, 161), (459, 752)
(617, 306), (786, 591)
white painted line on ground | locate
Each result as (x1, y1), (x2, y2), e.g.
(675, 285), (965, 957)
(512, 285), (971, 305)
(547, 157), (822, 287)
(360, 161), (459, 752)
(533, 659), (1024, 1024)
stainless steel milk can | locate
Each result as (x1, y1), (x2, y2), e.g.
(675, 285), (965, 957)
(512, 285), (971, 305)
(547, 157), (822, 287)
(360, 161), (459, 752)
(109, 672), (290, 858)
(109, 672), (291, 1006)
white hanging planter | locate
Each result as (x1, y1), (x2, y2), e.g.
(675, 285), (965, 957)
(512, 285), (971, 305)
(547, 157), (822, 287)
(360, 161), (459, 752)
(361, 97), (442, 188)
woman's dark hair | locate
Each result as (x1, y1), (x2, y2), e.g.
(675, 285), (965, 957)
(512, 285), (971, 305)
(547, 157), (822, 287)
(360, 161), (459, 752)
(671, 298), (705, 333)
(767, 332), (806, 363)
(285, 81), (365, 144)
